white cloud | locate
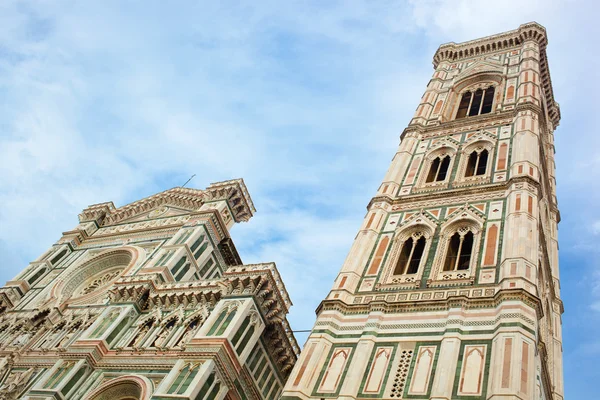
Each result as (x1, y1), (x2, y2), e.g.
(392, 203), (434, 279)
(0, 2), (599, 395)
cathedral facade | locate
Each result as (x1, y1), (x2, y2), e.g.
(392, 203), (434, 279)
(281, 23), (564, 400)
(0, 179), (298, 399)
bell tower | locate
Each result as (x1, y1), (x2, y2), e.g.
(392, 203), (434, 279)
(281, 22), (563, 400)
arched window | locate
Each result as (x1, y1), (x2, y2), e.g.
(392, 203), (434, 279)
(443, 231), (474, 271)
(465, 149), (489, 177)
(394, 236), (427, 275)
(456, 86), (495, 119)
(168, 363), (201, 395)
(426, 156), (451, 183)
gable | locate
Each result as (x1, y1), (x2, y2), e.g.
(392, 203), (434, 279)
(114, 206), (193, 225)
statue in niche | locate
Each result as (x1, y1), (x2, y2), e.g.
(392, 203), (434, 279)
(129, 323), (151, 349)
(10, 331), (31, 348)
(0, 355), (13, 375)
(0, 368), (35, 400)
(179, 328), (194, 347)
(38, 330), (59, 351)
(58, 329), (75, 350)
(153, 325), (173, 349)
(176, 319), (200, 349)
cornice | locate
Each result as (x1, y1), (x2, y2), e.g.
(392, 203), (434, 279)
(403, 112), (515, 140)
(433, 23), (546, 67)
(79, 179), (256, 227)
(367, 175), (540, 211)
(402, 100), (551, 142)
(316, 288), (543, 319)
(431, 22), (560, 127)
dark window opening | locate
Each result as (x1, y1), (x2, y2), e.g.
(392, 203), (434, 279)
(465, 152), (478, 177)
(443, 231), (474, 271)
(457, 232), (474, 270)
(426, 158), (440, 183)
(456, 86), (495, 120)
(476, 150), (488, 175)
(395, 238), (413, 274)
(465, 149), (489, 177)
(50, 249), (67, 265)
(426, 156), (451, 183)
(394, 236), (427, 275)
(468, 89), (484, 116)
(438, 156), (450, 180)
(481, 86), (495, 114)
(27, 267), (47, 285)
(456, 91), (471, 119)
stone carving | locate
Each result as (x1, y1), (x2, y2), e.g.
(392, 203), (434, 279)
(0, 368), (35, 400)
(153, 325), (173, 348)
(10, 331), (31, 348)
(129, 324), (151, 348)
(78, 270), (121, 297)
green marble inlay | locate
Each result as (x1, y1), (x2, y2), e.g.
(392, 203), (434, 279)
(357, 342), (398, 398)
(451, 339), (493, 400)
(311, 343), (358, 398)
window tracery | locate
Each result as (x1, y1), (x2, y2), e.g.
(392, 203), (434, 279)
(380, 220), (435, 288)
(436, 224), (479, 281)
(167, 362), (202, 395)
(465, 149), (489, 177)
(454, 139), (495, 187)
(415, 144), (457, 192)
(426, 156), (451, 183)
(442, 229), (474, 272)
(455, 85), (496, 119)
(428, 215), (483, 286)
(55, 250), (133, 306)
(394, 234), (427, 275)
(77, 270), (121, 297)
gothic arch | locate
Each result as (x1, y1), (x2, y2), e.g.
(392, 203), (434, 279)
(429, 207), (485, 284)
(444, 71), (504, 122)
(380, 216), (437, 287)
(454, 73), (502, 94)
(160, 306), (185, 327)
(456, 137), (497, 184)
(49, 247), (141, 308)
(416, 143), (458, 189)
(136, 308), (163, 328)
(181, 306), (209, 327)
(83, 375), (153, 400)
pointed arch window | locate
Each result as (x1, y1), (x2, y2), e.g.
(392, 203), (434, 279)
(394, 236), (427, 275)
(168, 363), (201, 395)
(465, 149), (489, 177)
(426, 156), (451, 183)
(443, 231), (474, 271)
(456, 86), (495, 119)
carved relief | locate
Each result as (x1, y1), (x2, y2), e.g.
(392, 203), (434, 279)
(0, 368), (36, 400)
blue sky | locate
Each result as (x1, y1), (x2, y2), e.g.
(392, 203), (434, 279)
(0, 0), (596, 397)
